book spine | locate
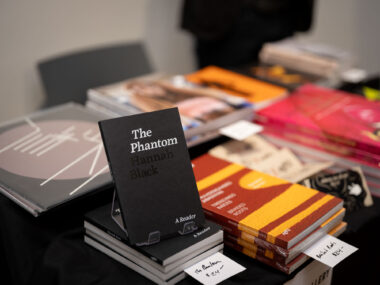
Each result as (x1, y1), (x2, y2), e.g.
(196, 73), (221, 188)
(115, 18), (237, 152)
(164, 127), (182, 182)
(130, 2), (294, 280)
(84, 218), (164, 266)
(255, 113), (380, 155)
(262, 124), (380, 167)
(203, 209), (290, 257)
(223, 239), (291, 274)
(224, 234), (287, 264)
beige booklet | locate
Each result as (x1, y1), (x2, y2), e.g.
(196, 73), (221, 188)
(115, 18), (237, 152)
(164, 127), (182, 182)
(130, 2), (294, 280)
(209, 135), (278, 167)
(209, 135), (332, 182)
(252, 148), (304, 178)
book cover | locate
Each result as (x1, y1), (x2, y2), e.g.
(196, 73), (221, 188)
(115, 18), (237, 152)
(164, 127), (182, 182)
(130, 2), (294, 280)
(192, 154), (343, 249)
(256, 84), (380, 155)
(0, 103), (112, 216)
(185, 65), (288, 109)
(224, 222), (347, 274)
(302, 168), (373, 212)
(98, 108), (205, 245)
(84, 203), (222, 267)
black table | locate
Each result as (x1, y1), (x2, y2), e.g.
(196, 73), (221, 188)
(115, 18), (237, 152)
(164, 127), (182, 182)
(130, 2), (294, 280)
(1, 138), (380, 285)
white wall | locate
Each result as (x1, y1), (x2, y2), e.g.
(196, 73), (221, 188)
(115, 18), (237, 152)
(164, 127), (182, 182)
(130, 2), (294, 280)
(0, 0), (148, 123)
(298, 0), (380, 74)
(0, 0), (379, 123)
(144, 0), (196, 75)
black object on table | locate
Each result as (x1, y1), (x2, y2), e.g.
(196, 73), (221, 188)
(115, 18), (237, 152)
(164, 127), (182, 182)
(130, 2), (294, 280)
(1, 137), (380, 285)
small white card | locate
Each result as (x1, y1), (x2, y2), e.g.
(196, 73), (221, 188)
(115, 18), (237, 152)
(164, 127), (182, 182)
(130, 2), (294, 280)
(219, 120), (263, 141)
(284, 260), (332, 285)
(304, 235), (358, 268)
(185, 252), (246, 285)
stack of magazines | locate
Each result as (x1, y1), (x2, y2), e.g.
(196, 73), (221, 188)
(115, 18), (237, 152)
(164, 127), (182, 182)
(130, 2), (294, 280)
(256, 84), (380, 196)
(86, 74), (254, 147)
(259, 39), (355, 82)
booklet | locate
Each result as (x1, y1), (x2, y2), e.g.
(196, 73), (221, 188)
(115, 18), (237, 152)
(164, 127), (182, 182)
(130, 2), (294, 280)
(99, 108), (205, 245)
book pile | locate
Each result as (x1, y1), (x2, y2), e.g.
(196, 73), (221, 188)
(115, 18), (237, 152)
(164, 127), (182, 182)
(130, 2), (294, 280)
(86, 74), (253, 147)
(256, 84), (380, 195)
(208, 134), (374, 230)
(84, 204), (224, 285)
(186, 65), (288, 110)
(232, 63), (329, 91)
(0, 103), (112, 216)
(259, 39), (354, 81)
(191, 154), (345, 274)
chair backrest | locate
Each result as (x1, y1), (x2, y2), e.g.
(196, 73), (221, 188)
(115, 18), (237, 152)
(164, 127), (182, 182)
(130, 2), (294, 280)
(38, 42), (153, 107)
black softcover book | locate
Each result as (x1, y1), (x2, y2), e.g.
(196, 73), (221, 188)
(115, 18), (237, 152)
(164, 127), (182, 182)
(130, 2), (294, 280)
(0, 103), (112, 216)
(84, 203), (222, 266)
(98, 108), (205, 245)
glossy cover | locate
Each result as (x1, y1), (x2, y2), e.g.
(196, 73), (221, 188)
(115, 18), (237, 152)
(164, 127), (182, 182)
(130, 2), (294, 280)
(256, 84), (380, 154)
(0, 103), (112, 216)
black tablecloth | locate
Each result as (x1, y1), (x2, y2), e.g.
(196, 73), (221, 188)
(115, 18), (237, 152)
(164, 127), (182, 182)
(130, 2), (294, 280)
(1, 137), (380, 284)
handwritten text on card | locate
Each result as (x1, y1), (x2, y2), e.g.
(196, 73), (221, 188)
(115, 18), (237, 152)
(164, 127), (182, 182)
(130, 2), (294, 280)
(185, 252), (245, 285)
(304, 235), (358, 268)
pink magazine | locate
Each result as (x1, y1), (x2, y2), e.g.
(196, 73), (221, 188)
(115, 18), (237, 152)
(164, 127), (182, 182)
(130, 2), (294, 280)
(256, 84), (380, 155)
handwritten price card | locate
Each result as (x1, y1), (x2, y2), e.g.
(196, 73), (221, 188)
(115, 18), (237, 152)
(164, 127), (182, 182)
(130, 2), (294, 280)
(219, 120), (263, 141)
(304, 235), (358, 268)
(185, 252), (245, 285)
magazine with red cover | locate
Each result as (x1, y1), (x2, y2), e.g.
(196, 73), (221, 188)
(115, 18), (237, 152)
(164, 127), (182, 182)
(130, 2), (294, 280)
(256, 84), (380, 155)
(192, 154), (343, 249)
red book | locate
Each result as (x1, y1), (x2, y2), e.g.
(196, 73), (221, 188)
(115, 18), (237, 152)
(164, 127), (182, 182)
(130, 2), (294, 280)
(225, 208), (345, 265)
(192, 154), (343, 249)
(224, 222), (347, 274)
(256, 84), (380, 155)
(262, 124), (380, 168)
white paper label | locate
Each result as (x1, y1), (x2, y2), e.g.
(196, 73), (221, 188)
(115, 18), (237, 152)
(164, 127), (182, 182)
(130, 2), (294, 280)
(304, 235), (358, 268)
(284, 260), (332, 285)
(219, 120), (263, 141)
(185, 252), (245, 285)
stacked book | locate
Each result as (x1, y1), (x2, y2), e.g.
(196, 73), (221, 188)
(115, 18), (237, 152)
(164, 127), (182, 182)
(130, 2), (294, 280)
(255, 84), (380, 195)
(185, 65), (288, 110)
(84, 203), (224, 285)
(232, 63), (329, 91)
(259, 39), (354, 81)
(86, 74), (254, 147)
(191, 154), (345, 274)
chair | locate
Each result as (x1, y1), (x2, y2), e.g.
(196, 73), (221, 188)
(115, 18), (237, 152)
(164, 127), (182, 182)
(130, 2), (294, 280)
(37, 42), (153, 107)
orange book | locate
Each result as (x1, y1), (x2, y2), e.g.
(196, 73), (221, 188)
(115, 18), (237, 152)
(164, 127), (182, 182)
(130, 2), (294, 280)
(224, 222), (347, 274)
(186, 66), (288, 109)
(225, 208), (345, 265)
(192, 154), (343, 249)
